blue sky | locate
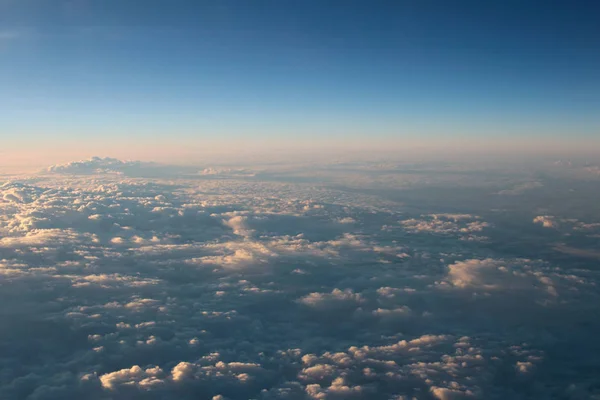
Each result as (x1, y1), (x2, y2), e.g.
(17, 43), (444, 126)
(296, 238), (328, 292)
(1, 0), (599, 160)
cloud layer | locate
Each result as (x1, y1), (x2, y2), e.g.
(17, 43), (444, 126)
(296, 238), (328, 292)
(1, 158), (600, 399)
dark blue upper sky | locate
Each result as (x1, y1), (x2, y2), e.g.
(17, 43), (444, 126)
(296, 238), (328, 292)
(1, 0), (599, 150)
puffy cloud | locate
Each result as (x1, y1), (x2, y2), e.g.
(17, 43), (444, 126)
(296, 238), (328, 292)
(430, 386), (474, 399)
(169, 359), (265, 384)
(100, 365), (165, 390)
(305, 377), (363, 399)
(45, 156), (160, 176)
(400, 214), (490, 240)
(194, 241), (276, 268)
(532, 215), (600, 239)
(200, 167), (256, 177)
(372, 306), (412, 318)
(298, 289), (365, 309)
(438, 258), (514, 290)
(515, 361), (534, 374)
(222, 215), (254, 237)
(69, 274), (160, 288)
(436, 258), (564, 296)
(377, 287), (416, 298)
(533, 215), (558, 228)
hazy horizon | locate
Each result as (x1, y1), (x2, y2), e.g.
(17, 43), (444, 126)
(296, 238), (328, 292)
(3, 135), (600, 173)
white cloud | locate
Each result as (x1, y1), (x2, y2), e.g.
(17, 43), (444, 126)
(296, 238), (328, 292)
(433, 257), (591, 304)
(533, 215), (557, 228)
(298, 289), (365, 309)
(438, 258), (513, 290)
(305, 377), (363, 399)
(200, 167), (256, 177)
(69, 274), (160, 288)
(430, 386), (474, 399)
(401, 214), (490, 240)
(45, 156), (148, 175)
(100, 365), (165, 390)
(222, 215), (253, 237)
(372, 306), (412, 317)
(377, 287), (416, 298)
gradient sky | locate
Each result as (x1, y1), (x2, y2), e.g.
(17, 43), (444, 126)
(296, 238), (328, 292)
(1, 0), (599, 162)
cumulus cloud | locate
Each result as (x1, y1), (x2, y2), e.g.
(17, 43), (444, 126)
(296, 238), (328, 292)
(533, 215), (558, 228)
(200, 167), (256, 177)
(532, 215), (600, 240)
(372, 306), (412, 318)
(222, 215), (254, 237)
(438, 258), (516, 290)
(43, 156), (197, 178)
(99, 365), (165, 390)
(435, 258), (569, 299)
(298, 289), (365, 309)
(400, 214), (490, 240)
(45, 156), (150, 175)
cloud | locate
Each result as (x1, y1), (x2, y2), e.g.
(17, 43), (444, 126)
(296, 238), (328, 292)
(0, 159), (599, 399)
(531, 216), (600, 239)
(533, 215), (558, 228)
(222, 215), (253, 237)
(430, 386), (474, 399)
(305, 377), (363, 399)
(298, 289), (365, 309)
(45, 156), (146, 175)
(438, 258), (516, 290)
(435, 258), (562, 295)
(400, 214), (490, 240)
(496, 181), (543, 195)
(372, 306), (412, 318)
(200, 167), (256, 177)
(553, 244), (600, 260)
(43, 156), (198, 178)
(99, 365), (165, 390)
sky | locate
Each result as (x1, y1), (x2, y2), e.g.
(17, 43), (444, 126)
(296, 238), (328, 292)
(1, 0), (599, 164)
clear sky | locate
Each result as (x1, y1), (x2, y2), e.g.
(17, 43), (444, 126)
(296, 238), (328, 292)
(1, 0), (599, 164)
